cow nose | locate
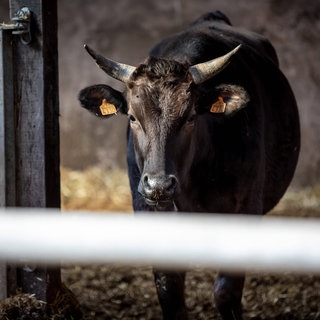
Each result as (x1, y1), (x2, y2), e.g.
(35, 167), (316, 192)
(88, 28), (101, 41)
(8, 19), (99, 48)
(141, 173), (178, 202)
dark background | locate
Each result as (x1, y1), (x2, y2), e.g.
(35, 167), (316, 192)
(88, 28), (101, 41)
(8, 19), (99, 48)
(1, 0), (319, 187)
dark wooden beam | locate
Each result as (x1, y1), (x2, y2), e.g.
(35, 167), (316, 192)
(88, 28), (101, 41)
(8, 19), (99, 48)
(0, 26), (17, 301)
(7, 0), (61, 303)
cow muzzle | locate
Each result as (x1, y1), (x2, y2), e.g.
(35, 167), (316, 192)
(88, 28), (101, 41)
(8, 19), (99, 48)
(138, 173), (178, 207)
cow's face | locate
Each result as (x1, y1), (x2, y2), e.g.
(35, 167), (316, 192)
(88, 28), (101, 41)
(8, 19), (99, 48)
(79, 45), (249, 209)
(126, 59), (197, 207)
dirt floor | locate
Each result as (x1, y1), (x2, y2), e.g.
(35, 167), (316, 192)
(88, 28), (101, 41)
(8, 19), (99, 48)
(1, 167), (320, 319)
(62, 266), (320, 320)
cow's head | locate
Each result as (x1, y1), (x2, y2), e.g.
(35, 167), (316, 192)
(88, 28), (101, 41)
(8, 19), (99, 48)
(79, 45), (249, 210)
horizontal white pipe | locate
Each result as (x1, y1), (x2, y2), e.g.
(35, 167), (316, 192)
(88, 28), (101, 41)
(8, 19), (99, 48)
(0, 209), (319, 273)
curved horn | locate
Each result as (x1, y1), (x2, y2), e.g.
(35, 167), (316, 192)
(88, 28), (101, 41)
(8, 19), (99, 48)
(189, 44), (242, 84)
(84, 44), (136, 83)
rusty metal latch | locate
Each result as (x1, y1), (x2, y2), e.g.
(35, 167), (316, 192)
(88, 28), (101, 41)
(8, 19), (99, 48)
(0, 7), (32, 45)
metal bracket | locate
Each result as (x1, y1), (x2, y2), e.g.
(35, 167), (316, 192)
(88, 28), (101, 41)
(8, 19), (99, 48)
(0, 7), (32, 45)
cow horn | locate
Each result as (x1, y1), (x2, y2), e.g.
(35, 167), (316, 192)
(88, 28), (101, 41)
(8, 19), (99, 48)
(189, 44), (242, 84)
(84, 44), (136, 83)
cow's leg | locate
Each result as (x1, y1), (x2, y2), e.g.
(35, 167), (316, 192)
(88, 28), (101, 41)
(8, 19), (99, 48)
(153, 269), (187, 320)
(213, 272), (245, 320)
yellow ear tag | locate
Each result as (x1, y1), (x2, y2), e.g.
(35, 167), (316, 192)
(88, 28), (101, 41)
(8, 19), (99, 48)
(99, 99), (117, 116)
(210, 96), (226, 113)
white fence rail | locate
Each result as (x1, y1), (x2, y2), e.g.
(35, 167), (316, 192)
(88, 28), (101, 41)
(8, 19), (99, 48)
(0, 209), (319, 273)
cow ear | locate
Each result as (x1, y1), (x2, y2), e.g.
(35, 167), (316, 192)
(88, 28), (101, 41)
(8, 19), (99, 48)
(78, 84), (127, 118)
(208, 84), (249, 117)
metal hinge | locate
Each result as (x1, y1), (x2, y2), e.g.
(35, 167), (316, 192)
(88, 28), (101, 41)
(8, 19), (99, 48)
(0, 7), (32, 45)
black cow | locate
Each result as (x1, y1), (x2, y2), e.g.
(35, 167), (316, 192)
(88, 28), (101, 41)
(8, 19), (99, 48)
(79, 11), (300, 320)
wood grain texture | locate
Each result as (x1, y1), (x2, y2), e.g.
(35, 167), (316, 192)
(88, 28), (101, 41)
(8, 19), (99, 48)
(7, 0), (61, 302)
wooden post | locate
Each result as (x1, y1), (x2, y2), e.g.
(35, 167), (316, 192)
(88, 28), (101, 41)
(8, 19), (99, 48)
(4, 0), (61, 303)
(0, 27), (16, 301)
(0, 27), (16, 209)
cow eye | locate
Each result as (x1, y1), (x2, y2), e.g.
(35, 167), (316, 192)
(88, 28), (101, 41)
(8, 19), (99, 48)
(186, 114), (197, 124)
(128, 114), (136, 122)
